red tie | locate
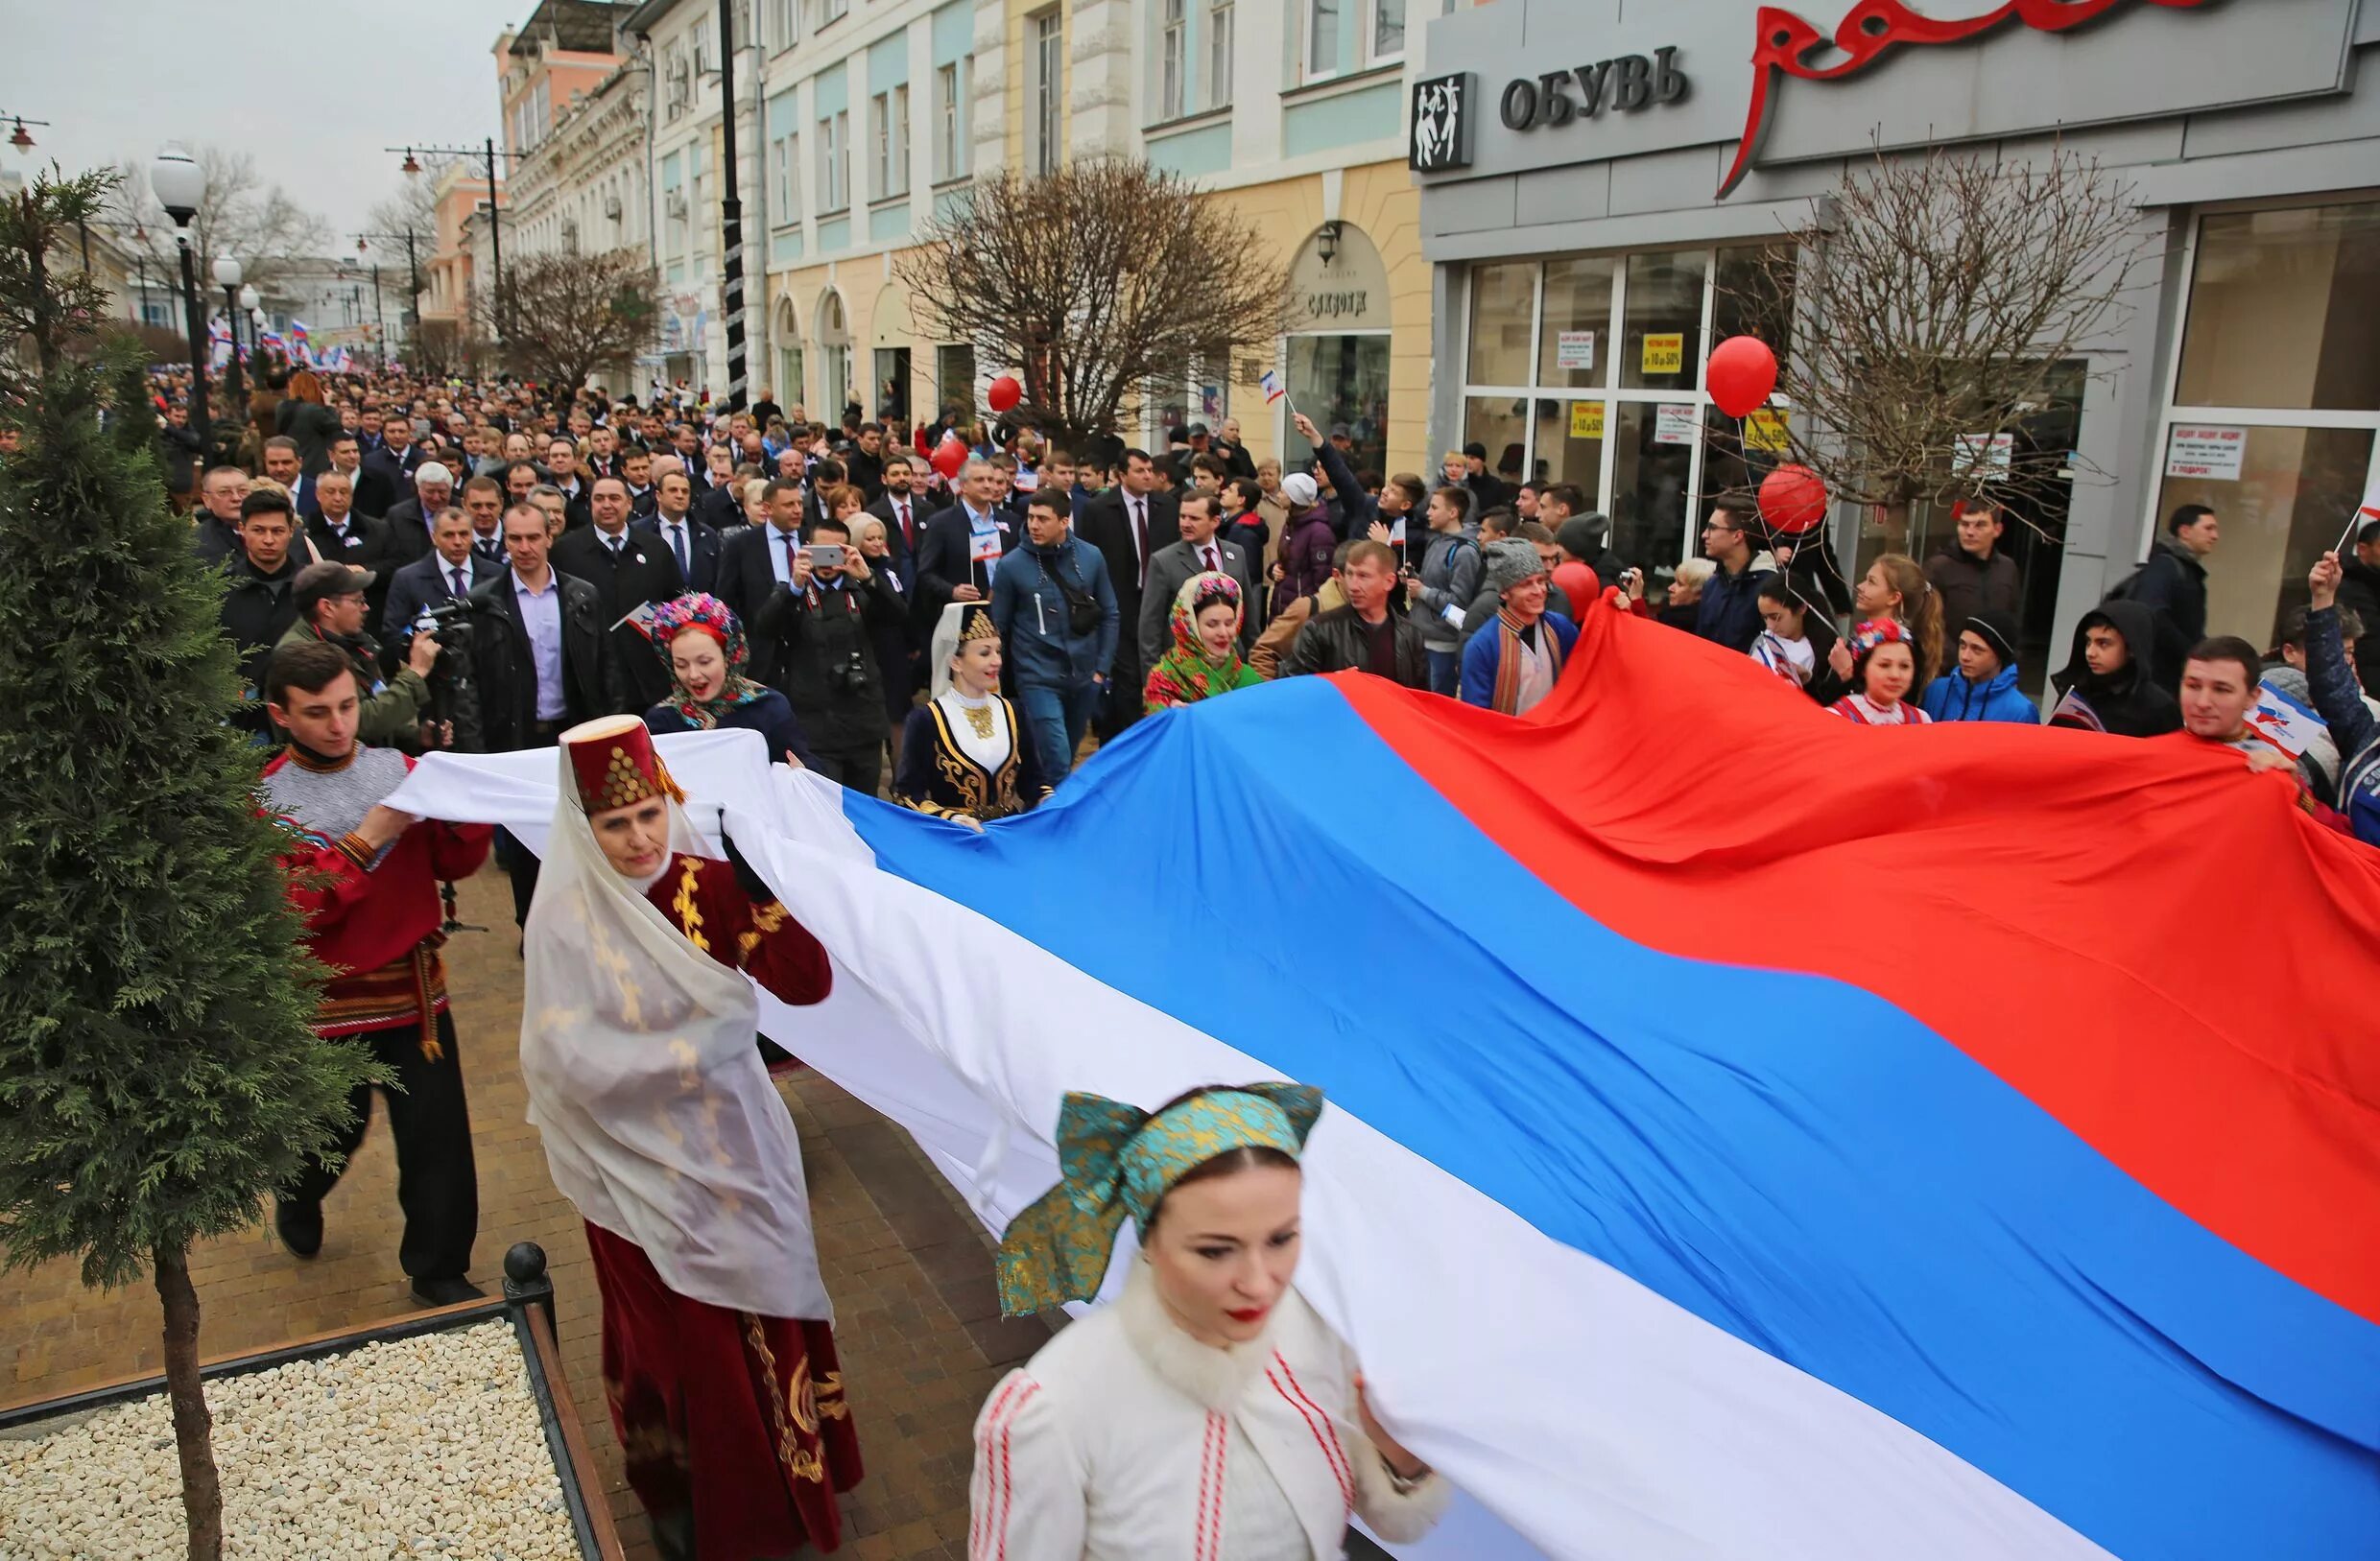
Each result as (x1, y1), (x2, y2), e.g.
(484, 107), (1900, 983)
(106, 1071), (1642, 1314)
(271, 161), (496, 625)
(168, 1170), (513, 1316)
(1202, 545), (1219, 573)
(898, 502), (912, 547)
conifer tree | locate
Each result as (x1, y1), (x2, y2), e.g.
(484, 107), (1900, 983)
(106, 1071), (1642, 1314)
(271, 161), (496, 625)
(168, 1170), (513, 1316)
(0, 168), (371, 1561)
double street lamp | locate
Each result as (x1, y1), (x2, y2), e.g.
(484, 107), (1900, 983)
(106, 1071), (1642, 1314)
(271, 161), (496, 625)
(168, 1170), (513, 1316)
(213, 255), (258, 420)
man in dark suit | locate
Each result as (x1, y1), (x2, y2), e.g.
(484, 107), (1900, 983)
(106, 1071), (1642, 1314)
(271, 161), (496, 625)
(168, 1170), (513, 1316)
(844, 422), (888, 504)
(914, 457), (1019, 622)
(543, 436), (595, 533)
(633, 469), (722, 594)
(1076, 448), (1174, 736)
(383, 507), (503, 642)
(864, 453), (924, 591)
(357, 415), (424, 517)
(1137, 489), (1263, 671)
(382, 462), (458, 564)
(718, 479), (808, 688)
(692, 444), (746, 532)
(468, 501), (621, 925)
(304, 469), (400, 627)
(553, 474), (684, 711)
(583, 423), (626, 484)
(300, 435), (371, 524)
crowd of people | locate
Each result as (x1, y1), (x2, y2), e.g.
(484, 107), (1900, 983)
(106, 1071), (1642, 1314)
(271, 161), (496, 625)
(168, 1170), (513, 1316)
(149, 345), (2376, 1560)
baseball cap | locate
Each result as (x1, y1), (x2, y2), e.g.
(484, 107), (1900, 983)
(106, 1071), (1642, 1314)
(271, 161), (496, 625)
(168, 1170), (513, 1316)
(294, 561), (375, 613)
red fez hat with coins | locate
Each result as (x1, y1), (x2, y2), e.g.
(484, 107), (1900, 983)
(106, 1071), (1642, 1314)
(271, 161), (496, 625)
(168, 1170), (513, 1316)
(561, 715), (684, 815)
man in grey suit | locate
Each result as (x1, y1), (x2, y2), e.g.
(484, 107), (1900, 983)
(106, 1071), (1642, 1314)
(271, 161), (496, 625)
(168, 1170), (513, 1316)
(1138, 488), (1262, 673)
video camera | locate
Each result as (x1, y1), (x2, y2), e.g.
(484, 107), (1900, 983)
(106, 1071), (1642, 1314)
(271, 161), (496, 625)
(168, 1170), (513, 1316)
(409, 597), (488, 751)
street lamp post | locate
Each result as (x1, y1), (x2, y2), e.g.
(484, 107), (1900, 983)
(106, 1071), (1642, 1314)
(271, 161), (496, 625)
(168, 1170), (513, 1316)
(214, 254), (246, 423)
(356, 231), (423, 366)
(716, 0), (749, 414)
(391, 139), (517, 337)
(149, 144), (210, 438)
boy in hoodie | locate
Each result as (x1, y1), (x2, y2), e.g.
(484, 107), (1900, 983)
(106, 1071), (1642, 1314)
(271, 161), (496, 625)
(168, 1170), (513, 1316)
(1920, 609), (2039, 724)
(2048, 599), (2180, 737)
(1406, 483), (1481, 695)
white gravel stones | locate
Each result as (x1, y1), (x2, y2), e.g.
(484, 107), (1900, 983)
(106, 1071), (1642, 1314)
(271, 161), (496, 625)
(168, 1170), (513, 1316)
(0, 1320), (580, 1560)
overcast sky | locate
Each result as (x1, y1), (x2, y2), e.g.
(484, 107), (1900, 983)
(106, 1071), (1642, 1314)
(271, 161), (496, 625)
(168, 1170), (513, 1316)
(6, 0), (512, 245)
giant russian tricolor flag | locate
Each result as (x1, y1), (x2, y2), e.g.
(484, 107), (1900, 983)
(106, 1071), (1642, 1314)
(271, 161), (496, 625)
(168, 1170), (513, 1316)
(394, 607), (2380, 1560)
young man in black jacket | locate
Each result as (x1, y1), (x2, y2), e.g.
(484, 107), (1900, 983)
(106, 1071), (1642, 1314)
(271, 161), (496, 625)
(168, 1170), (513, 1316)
(2130, 504), (2218, 695)
(1282, 540), (1428, 687)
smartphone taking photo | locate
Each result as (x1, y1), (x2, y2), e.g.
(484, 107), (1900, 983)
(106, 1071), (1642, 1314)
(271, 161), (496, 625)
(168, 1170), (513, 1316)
(806, 543), (846, 569)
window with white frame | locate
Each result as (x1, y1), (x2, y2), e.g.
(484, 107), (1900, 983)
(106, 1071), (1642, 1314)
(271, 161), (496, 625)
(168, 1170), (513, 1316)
(934, 60), (971, 182)
(772, 129), (800, 223)
(871, 84), (910, 201)
(813, 0), (846, 26)
(1303, 0), (1340, 82)
(1160, 0), (1186, 121)
(1206, 0), (1233, 107)
(767, 0), (797, 52)
(818, 108), (849, 212)
(1373, 0), (1405, 59)
(1029, 10), (1063, 177)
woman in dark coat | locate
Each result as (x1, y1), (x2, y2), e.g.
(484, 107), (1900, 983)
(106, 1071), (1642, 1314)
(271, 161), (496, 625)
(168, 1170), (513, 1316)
(641, 593), (816, 769)
(275, 368), (345, 474)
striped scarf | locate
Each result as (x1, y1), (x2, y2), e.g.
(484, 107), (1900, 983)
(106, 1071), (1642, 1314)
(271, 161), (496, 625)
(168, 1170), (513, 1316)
(1490, 609), (1563, 716)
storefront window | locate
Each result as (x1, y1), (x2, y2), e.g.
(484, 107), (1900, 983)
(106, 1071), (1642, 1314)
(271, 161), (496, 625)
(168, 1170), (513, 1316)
(1536, 257), (1615, 390)
(2157, 425), (2374, 650)
(1466, 262), (1535, 387)
(1621, 250), (1705, 392)
(934, 343), (976, 421)
(1463, 396), (1528, 491)
(1610, 401), (1694, 574)
(1288, 334), (1391, 479)
(2176, 201), (2380, 413)
(1530, 398), (1605, 507)
(1712, 244), (1795, 361)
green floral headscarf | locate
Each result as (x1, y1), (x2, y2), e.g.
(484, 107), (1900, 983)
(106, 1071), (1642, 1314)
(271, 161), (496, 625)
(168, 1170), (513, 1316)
(995, 1082), (1324, 1317)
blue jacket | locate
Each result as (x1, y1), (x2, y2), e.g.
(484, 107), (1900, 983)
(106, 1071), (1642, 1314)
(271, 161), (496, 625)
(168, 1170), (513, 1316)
(1919, 664), (2039, 725)
(2304, 604), (2380, 846)
(1460, 613), (1579, 708)
(1693, 557), (1773, 654)
(991, 533), (1118, 691)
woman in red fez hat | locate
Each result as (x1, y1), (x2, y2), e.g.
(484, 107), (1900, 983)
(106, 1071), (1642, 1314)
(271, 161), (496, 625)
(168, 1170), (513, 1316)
(523, 715), (863, 1560)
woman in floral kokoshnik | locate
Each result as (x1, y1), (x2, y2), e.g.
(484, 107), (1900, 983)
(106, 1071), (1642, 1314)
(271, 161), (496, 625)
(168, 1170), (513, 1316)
(641, 591), (816, 768)
(1144, 569), (1266, 715)
(521, 718), (861, 1560)
(971, 1084), (1449, 1557)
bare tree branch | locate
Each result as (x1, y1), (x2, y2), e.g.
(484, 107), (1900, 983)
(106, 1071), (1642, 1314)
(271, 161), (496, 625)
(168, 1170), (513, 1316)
(1726, 142), (2157, 542)
(482, 248), (659, 397)
(896, 158), (1294, 444)
(114, 146), (330, 298)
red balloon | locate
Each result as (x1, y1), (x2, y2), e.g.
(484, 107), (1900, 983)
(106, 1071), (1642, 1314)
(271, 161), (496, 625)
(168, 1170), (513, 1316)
(1706, 335), (1779, 419)
(1758, 463), (1828, 535)
(988, 374), (1022, 414)
(931, 436), (967, 481)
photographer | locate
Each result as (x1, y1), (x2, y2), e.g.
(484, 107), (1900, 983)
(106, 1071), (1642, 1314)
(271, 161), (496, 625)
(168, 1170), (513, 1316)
(274, 562), (440, 749)
(750, 513), (906, 793)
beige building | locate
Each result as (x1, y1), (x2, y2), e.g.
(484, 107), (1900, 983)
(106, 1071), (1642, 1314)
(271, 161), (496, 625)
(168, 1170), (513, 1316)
(738, 0), (1440, 477)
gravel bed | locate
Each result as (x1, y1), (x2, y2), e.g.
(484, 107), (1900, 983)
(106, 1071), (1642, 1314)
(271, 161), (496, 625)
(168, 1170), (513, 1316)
(0, 1320), (580, 1560)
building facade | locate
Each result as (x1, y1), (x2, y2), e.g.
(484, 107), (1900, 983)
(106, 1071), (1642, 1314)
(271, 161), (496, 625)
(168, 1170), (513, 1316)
(1413, 0), (2380, 678)
(686, 0), (1454, 478)
(500, 1), (649, 270)
(419, 161), (501, 339)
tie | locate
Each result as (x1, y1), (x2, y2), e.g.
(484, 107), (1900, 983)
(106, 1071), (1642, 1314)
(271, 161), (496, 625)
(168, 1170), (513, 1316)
(784, 531), (798, 582)
(607, 535), (623, 558)
(1202, 545), (1219, 574)
(449, 566), (466, 597)
(897, 503), (911, 547)
(670, 524), (689, 577)
(1131, 500), (1148, 584)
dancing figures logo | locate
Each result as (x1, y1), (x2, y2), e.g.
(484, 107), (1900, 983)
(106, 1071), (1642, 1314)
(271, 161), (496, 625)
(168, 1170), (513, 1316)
(1409, 73), (1474, 173)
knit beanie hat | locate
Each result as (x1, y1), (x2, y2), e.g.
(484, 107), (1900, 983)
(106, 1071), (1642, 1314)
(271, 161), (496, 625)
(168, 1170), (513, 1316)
(1963, 608), (2020, 668)
(1280, 473), (1319, 510)
(1484, 537), (1546, 598)
(1556, 513), (1608, 559)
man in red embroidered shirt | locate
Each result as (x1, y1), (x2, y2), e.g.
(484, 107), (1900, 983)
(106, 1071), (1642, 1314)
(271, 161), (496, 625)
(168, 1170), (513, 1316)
(260, 639), (495, 1305)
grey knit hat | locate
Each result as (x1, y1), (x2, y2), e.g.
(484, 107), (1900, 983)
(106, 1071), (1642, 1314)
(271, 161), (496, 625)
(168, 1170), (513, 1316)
(1484, 537), (1546, 598)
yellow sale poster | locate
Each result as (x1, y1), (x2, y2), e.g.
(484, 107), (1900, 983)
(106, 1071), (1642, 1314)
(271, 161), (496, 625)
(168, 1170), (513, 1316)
(1569, 401), (1606, 439)
(1642, 333), (1684, 375)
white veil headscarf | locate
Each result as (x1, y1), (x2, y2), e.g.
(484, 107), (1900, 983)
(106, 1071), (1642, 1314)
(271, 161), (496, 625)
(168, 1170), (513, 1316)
(518, 718), (831, 1321)
(928, 600), (970, 699)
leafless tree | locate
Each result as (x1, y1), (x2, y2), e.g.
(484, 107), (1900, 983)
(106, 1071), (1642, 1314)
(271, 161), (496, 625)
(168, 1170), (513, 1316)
(896, 158), (1294, 444)
(1725, 144), (2155, 543)
(481, 248), (659, 396)
(366, 176), (442, 254)
(114, 147), (330, 296)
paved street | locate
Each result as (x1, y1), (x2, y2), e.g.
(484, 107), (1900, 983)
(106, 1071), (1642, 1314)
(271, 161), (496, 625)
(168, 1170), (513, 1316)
(1, 865), (1049, 1560)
